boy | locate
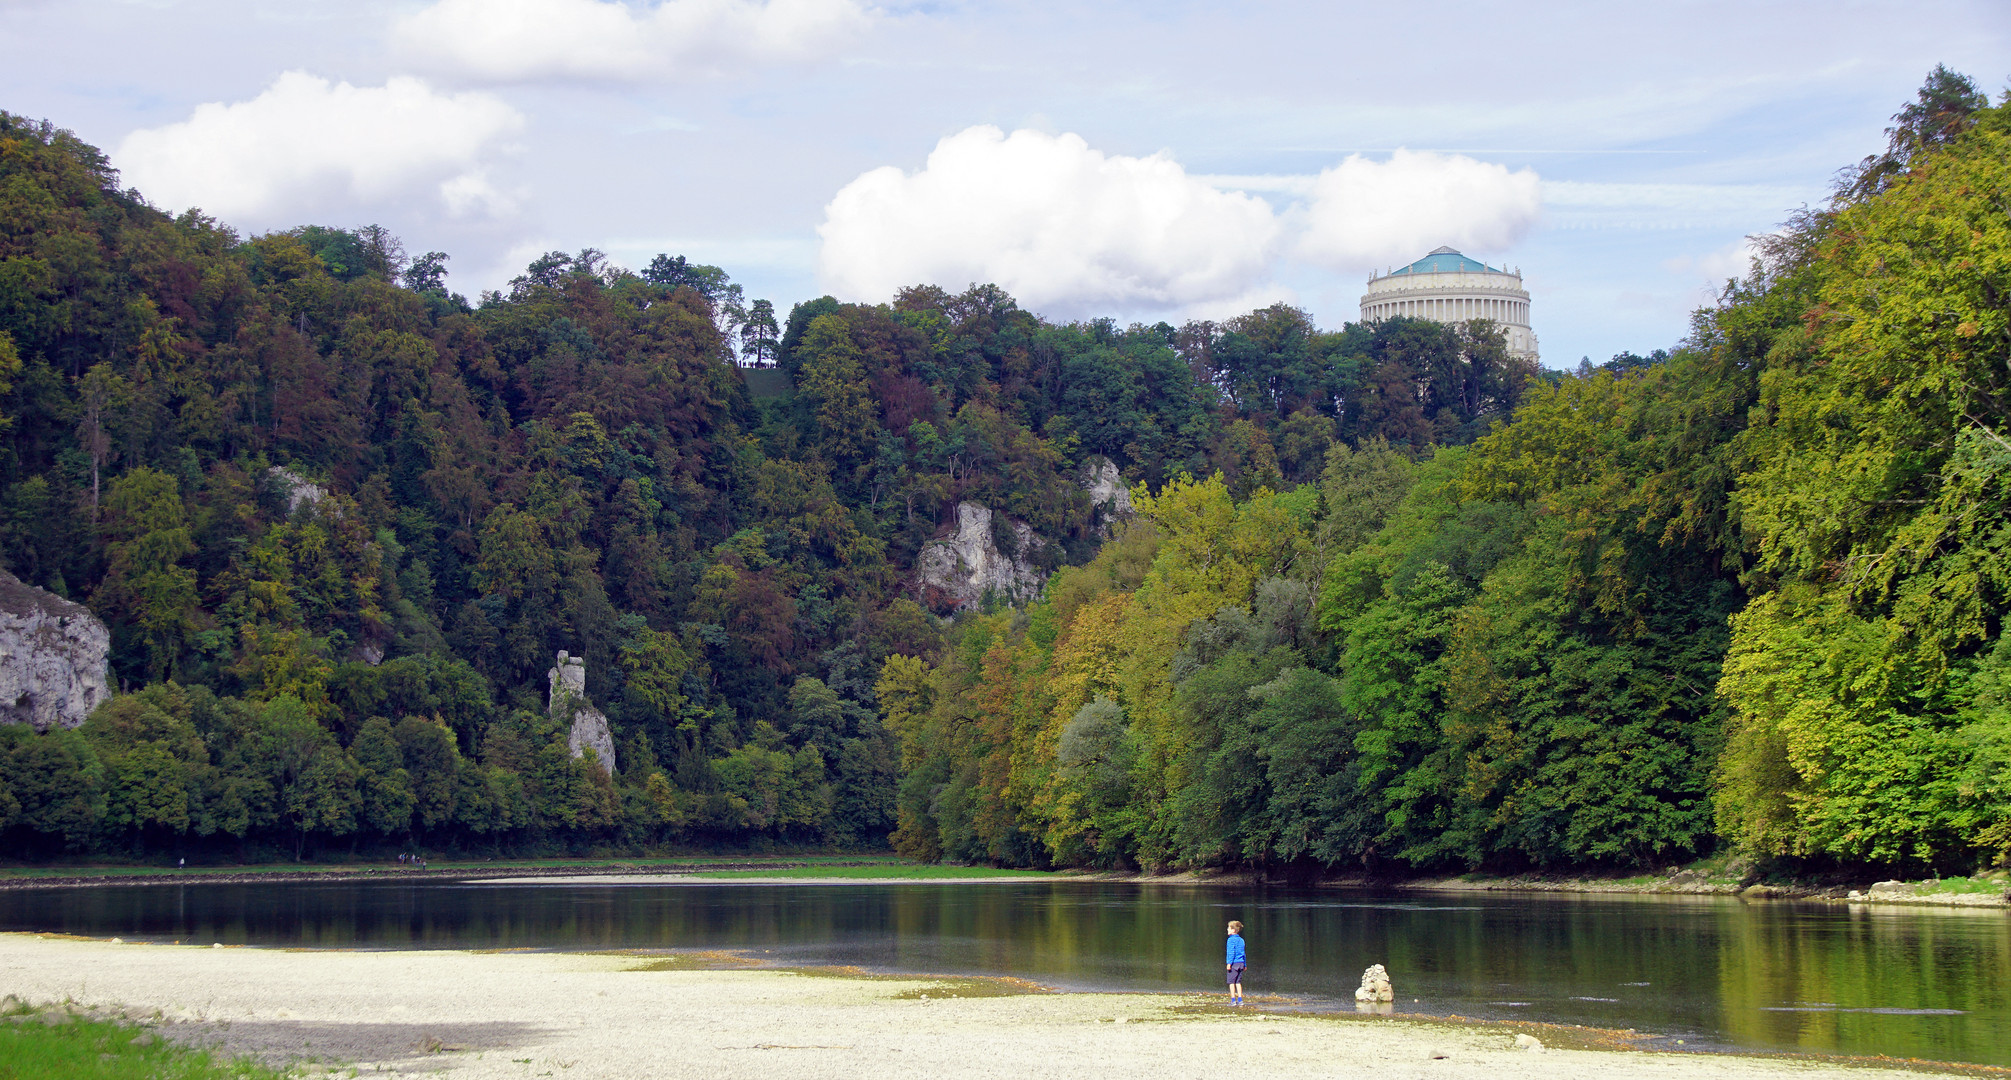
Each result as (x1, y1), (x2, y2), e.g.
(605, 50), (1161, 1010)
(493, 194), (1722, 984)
(1225, 920), (1247, 1006)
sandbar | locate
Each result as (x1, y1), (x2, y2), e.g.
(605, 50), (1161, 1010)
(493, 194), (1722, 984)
(0, 934), (1963, 1079)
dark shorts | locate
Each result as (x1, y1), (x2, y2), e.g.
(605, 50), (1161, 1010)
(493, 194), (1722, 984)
(1226, 963), (1248, 985)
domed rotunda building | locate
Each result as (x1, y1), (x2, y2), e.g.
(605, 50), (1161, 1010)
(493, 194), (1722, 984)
(1360, 247), (1538, 363)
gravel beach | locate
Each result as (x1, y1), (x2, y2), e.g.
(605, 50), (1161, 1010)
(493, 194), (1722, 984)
(0, 933), (1954, 1079)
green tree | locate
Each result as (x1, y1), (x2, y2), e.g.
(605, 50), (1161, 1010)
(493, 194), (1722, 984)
(353, 717), (416, 836)
(95, 466), (198, 681)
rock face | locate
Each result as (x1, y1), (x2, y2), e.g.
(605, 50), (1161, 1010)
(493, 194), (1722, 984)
(548, 651), (615, 775)
(916, 502), (1046, 611)
(1083, 456), (1134, 532)
(1355, 963), (1394, 1003)
(912, 463), (1138, 611)
(0, 569), (112, 731)
(267, 466), (329, 517)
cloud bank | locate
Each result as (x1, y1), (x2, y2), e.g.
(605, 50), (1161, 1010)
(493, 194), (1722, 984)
(1296, 149), (1542, 271)
(117, 72), (523, 224)
(818, 126), (1280, 316)
(393, 0), (871, 82)
(818, 129), (1546, 318)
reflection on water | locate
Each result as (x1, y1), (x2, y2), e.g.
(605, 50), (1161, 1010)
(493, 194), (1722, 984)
(0, 880), (2005, 1065)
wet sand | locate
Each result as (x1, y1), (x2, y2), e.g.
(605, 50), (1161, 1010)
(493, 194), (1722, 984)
(0, 933), (1965, 1079)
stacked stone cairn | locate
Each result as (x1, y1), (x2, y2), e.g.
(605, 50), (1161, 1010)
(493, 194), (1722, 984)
(1355, 964), (1394, 1003)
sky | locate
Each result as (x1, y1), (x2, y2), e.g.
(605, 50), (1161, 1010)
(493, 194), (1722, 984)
(3, 0), (2006, 368)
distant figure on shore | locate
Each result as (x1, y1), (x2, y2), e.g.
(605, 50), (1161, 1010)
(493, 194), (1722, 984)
(1225, 920), (1247, 1006)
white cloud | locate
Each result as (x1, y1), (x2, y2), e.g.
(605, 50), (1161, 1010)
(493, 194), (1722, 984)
(1542, 180), (1816, 231)
(393, 0), (871, 83)
(1663, 237), (1759, 283)
(1296, 149), (1542, 271)
(1193, 174), (1319, 197)
(1663, 236), (1764, 310)
(116, 72), (524, 224)
(817, 125), (1281, 316)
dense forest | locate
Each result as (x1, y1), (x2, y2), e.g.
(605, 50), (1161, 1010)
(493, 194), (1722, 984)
(0, 69), (2005, 877)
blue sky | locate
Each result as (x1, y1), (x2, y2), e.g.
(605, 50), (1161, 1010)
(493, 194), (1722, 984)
(4, 0), (2006, 366)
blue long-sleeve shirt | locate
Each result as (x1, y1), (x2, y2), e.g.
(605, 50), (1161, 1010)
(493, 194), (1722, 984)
(1226, 933), (1246, 964)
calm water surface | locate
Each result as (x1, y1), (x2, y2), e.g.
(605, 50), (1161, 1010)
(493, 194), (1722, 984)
(1, 880), (2005, 1066)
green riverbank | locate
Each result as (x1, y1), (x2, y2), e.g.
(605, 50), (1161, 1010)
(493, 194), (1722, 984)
(3, 854), (2005, 909)
(0, 854), (923, 890)
(1370, 863), (2011, 908)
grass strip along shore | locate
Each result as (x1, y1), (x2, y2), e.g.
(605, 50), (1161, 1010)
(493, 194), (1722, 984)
(2, 856), (2005, 907)
(0, 997), (293, 1080)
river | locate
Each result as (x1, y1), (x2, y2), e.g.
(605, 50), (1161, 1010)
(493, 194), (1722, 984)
(0, 879), (2003, 1065)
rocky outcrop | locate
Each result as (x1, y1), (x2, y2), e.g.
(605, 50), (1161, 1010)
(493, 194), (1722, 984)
(1354, 963), (1393, 1003)
(912, 464), (1133, 611)
(548, 651), (615, 775)
(916, 502), (1046, 611)
(0, 570), (111, 731)
(1084, 456), (1134, 532)
(267, 466), (329, 517)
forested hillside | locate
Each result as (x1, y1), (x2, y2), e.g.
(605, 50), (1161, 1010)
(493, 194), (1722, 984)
(882, 69), (2011, 876)
(0, 106), (1529, 860)
(0, 69), (2005, 875)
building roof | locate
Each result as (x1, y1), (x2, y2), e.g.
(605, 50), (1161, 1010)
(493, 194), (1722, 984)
(1386, 246), (1502, 276)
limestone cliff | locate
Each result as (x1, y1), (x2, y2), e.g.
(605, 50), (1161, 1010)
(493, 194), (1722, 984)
(916, 502), (1046, 611)
(1083, 456), (1134, 533)
(267, 466), (329, 517)
(914, 461), (1138, 611)
(0, 569), (112, 731)
(548, 651), (616, 776)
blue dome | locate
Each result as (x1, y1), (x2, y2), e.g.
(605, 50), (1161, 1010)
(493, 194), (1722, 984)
(1388, 246), (1500, 275)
